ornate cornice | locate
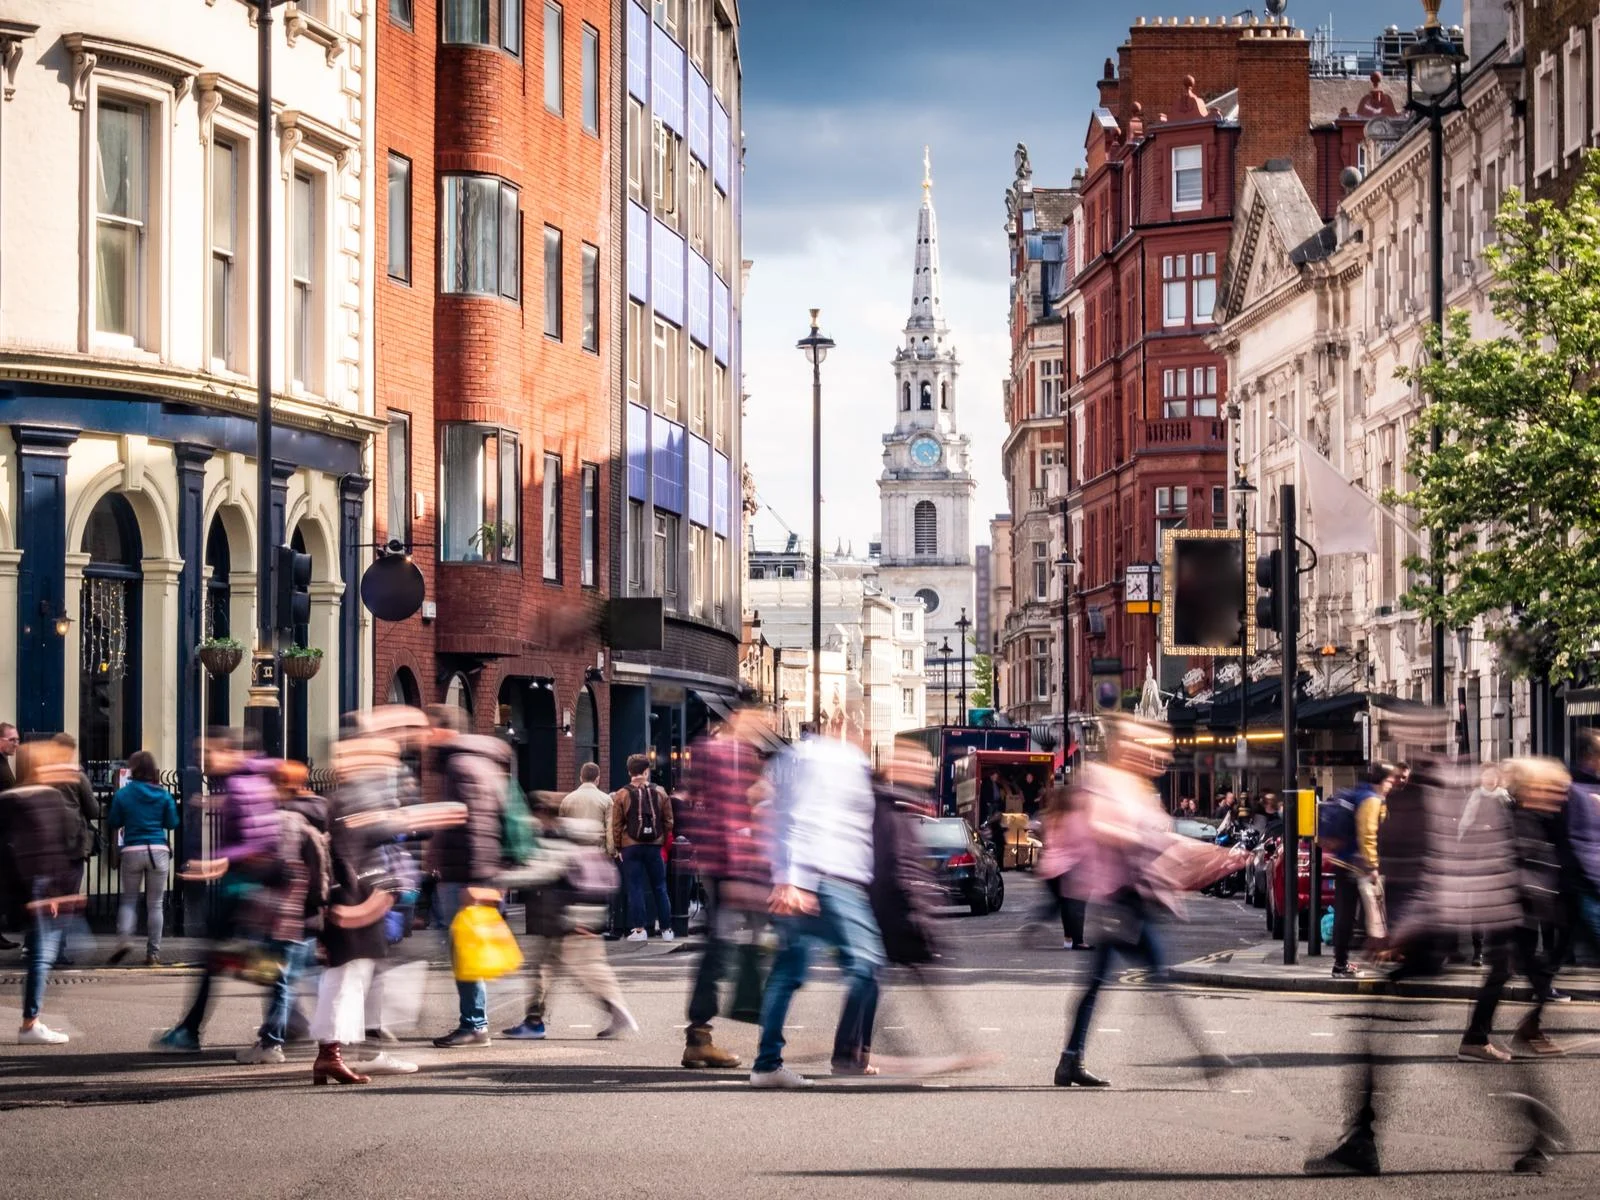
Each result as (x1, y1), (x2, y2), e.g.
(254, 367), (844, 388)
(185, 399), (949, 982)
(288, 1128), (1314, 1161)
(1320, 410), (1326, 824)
(283, 2), (346, 67)
(62, 33), (201, 110)
(277, 108), (358, 176)
(0, 351), (383, 441)
(0, 20), (37, 101)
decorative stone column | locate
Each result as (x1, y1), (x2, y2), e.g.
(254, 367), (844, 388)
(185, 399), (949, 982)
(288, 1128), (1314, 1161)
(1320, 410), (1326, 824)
(12, 425), (77, 737)
(174, 444), (213, 802)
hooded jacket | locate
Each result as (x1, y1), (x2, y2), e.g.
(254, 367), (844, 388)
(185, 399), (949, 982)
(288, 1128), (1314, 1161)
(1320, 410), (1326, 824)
(430, 735), (513, 885)
(213, 758), (282, 867)
(108, 780), (179, 848)
(1, 784), (79, 906)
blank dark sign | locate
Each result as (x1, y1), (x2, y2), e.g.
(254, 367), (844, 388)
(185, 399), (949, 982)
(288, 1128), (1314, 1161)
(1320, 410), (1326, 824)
(1170, 537), (1244, 651)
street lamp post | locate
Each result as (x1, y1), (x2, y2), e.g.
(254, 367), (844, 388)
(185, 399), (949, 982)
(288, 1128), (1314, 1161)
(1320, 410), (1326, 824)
(935, 638), (952, 726)
(797, 309), (835, 735)
(956, 608), (972, 724)
(1057, 540), (1079, 772)
(1230, 466), (1258, 794)
(1405, 0), (1466, 710)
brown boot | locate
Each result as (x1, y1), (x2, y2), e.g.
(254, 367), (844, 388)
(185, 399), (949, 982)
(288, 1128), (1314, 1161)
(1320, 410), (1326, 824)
(682, 1022), (741, 1069)
(313, 1041), (372, 1085)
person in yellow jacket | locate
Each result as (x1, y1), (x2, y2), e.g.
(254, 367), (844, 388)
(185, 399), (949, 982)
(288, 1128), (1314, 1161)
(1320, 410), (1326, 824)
(1328, 762), (1399, 978)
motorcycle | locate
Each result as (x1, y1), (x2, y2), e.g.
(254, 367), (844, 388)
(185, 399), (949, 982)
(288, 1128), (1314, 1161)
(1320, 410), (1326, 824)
(1203, 826), (1261, 898)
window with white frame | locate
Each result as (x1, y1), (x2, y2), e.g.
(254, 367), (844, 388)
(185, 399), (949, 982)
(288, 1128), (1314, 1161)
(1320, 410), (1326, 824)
(688, 158), (708, 256)
(901, 648), (914, 671)
(902, 687), (915, 716)
(210, 137), (240, 369)
(1032, 541), (1049, 601)
(543, 3), (562, 112)
(900, 611), (914, 633)
(95, 97), (150, 343)
(290, 171), (320, 392)
(443, 0), (522, 53)
(1565, 29), (1585, 159)
(387, 152), (411, 283)
(1193, 365), (1218, 416)
(581, 23), (600, 135)
(689, 524), (708, 617)
(626, 97), (646, 204)
(543, 225), (562, 339)
(1190, 252), (1218, 323)
(1171, 145), (1203, 211)
(627, 299), (645, 403)
(1037, 357), (1062, 415)
(688, 343), (707, 436)
(1161, 367), (1188, 417)
(581, 242), (599, 352)
(441, 424), (519, 562)
(441, 175), (520, 299)
(387, 411), (411, 549)
(687, 0), (709, 68)
(1030, 636), (1051, 700)
(652, 317), (680, 419)
(1162, 254), (1187, 326)
(712, 184), (728, 276)
(542, 452), (561, 580)
(654, 510), (679, 609)
(1536, 54), (1557, 176)
(627, 498), (645, 591)
(580, 462), (598, 586)
(713, 532), (726, 622)
(1156, 485), (1189, 516)
(655, 0), (684, 40)
(713, 361), (730, 452)
(653, 119), (682, 230)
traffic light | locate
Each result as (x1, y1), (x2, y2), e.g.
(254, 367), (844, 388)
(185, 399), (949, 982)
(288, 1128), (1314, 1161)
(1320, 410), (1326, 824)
(1256, 548), (1282, 634)
(275, 544), (312, 633)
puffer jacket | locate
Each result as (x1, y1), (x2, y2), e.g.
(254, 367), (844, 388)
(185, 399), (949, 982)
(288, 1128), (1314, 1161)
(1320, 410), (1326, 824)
(500, 818), (617, 936)
(430, 736), (512, 885)
(1, 784), (80, 908)
(213, 757), (282, 867)
(321, 767), (418, 967)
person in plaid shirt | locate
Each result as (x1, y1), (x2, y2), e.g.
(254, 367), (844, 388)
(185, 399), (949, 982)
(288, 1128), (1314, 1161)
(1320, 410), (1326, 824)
(678, 706), (773, 1068)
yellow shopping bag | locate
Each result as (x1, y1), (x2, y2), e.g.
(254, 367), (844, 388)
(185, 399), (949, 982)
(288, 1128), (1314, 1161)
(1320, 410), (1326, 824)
(450, 904), (524, 982)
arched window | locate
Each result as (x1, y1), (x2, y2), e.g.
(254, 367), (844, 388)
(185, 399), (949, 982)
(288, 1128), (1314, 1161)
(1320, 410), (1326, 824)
(919, 381), (932, 410)
(80, 494), (143, 767)
(901, 382), (910, 411)
(940, 381), (949, 410)
(914, 500), (938, 556)
(386, 667), (421, 706)
(286, 526), (312, 764)
(205, 515), (232, 728)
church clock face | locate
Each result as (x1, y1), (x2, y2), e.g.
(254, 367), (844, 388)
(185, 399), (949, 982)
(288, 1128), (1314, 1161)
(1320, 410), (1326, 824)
(910, 435), (942, 468)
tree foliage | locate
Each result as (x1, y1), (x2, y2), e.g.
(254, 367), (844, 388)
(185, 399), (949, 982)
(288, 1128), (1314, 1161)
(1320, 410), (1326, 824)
(969, 651), (994, 710)
(1401, 151), (1600, 682)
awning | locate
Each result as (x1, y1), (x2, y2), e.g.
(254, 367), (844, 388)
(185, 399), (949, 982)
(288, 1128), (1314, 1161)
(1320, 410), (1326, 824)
(1296, 690), (1369, 728)
(1195, 677), (1282, 731)
(691, 689), (788, 756)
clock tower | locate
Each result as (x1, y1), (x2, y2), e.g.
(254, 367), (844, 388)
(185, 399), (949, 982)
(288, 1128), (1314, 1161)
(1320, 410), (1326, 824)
(877, 149), (977, 703)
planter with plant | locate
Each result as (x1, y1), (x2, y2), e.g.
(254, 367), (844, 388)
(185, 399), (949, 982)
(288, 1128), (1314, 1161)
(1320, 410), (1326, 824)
(197, 636), (245, 677)
(279, 645), (324, 681)
(467, 521), (516, 559)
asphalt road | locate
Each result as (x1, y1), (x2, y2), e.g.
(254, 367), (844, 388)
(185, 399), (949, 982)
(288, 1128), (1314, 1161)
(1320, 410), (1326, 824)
(1, 880), (1595, 1200)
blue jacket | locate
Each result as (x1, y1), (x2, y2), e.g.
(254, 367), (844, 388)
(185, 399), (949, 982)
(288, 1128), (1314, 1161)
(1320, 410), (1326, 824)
(1567, 769), (1600, 893)
(107, 781), (178, 848)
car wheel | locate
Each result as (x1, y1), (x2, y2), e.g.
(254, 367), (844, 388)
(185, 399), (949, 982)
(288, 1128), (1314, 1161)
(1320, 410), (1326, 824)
(970, 889), (989, 917)
(990, 877), (1005, 913)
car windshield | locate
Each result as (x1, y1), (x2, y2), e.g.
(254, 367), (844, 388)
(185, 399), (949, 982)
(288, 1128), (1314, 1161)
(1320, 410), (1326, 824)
(1174, 819), (1218, 841)
(919, 819), (972, 850)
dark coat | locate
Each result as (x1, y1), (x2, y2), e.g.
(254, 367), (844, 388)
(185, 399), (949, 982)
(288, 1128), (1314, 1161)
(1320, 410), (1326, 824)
(869, 783), (940, 966)
(58, 771), (101, 862)
(430, 736), (512, 885)
(321, 773), (414, 967)
(1, 784), (79, 909)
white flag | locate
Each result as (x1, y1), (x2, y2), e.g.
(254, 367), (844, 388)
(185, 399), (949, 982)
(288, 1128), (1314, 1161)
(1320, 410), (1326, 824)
(1300, 443), (1380, 556)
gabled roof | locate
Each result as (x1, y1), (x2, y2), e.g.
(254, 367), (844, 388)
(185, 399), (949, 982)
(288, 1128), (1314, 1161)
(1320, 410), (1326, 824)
(1215, 161), (1330, 324)
(1033, 188), (1076, 231)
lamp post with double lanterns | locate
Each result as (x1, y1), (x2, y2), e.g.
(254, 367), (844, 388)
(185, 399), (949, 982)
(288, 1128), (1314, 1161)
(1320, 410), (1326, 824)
(1229, 466), (1258, 790)
(929, 638), (953, 726)
(1056, 543), (1078, 773)
(796, 309), (835, 735)
(956, 607), (972, 725)
(1404, 0), (1466, 709)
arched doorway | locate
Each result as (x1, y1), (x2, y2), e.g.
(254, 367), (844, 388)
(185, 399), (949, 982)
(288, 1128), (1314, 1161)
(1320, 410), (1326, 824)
(573, 686), (598, 784)
(205, 515), (232, 729)
(386, 667), (421, 707)
(526, 680), (558, 793)
(79, 494), (142, 770)
(286, 526), (311, 763)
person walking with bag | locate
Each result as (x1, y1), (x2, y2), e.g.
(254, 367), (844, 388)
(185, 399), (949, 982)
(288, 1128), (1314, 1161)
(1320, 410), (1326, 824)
(1323, 762), (1397, 979)
(611, 754), (675, 942)
(106, 751), (178, 966)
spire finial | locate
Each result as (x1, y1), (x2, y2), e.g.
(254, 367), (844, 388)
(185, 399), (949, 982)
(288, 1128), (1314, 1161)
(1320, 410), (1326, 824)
(922, 145), (932, 193)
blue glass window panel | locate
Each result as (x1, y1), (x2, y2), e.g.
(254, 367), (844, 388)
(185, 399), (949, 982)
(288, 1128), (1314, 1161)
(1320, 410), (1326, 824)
(652, 220), (685, 328)
(652, 417), (685, 514)
(628, 202), (649, 302)
(712, 275), (730, 365)
(627, 404), (649, 500)
(688, 434), (711, 527)
(712, 100), (730, 192)
(713, 451), (731, 537)
(651, 24), (685, 135)
(627, 2), (648, 102)
(688, 251), (710, 347)
(688, 67), (711, 165)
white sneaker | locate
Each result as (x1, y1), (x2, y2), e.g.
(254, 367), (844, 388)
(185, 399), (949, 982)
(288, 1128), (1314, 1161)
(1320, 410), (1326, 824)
(626, 929), (648, 942)
(597, 1005), (640, 1039)
(18, 1023), (68, 1046)
(750, 1065), (813, 1089)
(235, 1041), (285, 1065)
(359, 1051), (419, 1075)
(661, 928), (676, 942)
(1063, 939), (1074, 950)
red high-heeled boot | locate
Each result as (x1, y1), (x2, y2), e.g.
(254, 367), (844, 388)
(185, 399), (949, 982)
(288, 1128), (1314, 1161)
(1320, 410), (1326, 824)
(312, 1041), (371, 1085)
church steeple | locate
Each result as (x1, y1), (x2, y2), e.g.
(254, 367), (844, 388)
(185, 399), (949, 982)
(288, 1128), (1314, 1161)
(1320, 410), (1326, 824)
(908, 146), (947, 337)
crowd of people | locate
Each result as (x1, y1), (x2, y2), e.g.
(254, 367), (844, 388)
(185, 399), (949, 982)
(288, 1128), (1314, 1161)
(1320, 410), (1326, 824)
(0, 704), (1595, 1175)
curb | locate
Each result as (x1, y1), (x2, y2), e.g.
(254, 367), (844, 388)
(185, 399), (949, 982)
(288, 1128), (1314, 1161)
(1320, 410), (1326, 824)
(1168, 954), (1600, 1002)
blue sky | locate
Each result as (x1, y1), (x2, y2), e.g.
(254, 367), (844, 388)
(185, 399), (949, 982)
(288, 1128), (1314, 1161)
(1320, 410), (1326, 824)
(738, 0), (1465, 555)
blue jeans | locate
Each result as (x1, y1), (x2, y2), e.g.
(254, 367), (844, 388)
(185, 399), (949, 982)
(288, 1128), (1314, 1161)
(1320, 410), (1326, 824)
(754, 877), (884, 1073)
(23, 912), (66, 1021)
(622, 844), (672, 932)
(437, 883), (488, 1031)
(258, 938), (316, 1048)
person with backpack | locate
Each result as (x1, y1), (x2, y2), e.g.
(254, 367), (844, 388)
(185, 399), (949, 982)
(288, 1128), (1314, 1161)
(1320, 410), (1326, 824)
(1323, 762), (1397, 979)
(425, 705), (515, 1048)
(106, 750), (179, 966)
(611, 753), (675, 942)
(500, 802), (636, 1041)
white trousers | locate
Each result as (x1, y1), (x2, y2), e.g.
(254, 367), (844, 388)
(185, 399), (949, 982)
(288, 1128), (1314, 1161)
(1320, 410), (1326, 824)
(311, 958), (375, 1045)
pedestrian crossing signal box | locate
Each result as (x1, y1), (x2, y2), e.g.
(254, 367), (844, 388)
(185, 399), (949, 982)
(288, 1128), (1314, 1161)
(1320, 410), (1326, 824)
(1294, 789), (1317, 838)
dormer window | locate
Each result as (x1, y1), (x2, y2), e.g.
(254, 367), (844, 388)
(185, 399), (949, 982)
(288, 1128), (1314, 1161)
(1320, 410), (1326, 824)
(1172, 145), (1202, 212)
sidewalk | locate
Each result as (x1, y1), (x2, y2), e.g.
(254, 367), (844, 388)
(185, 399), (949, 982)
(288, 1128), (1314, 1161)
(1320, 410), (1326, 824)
(1170, 940), (1600, 1001)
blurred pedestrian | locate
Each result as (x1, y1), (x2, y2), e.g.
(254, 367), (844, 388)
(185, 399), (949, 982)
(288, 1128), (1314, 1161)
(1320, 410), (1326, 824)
(1460, 764), (1512, 966)
(1034, 784), (1089, 950)
(426, 705), (514, 1048)
(1324, 762), (1397, 979)
(677, 710), (771, 1068)
(749, 731), (882, 1089)
(1567, 730), (1600, 959)
(106, 750), (178, 965)
(0, 720), (19, 950)
(4, 739), (85, 1044)
(611, 754), (675, 942)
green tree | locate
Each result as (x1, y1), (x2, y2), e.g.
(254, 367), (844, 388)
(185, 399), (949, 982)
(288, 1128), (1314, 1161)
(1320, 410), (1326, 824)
(1401, 151), (1600, 682)
(969, 650), (994, 709)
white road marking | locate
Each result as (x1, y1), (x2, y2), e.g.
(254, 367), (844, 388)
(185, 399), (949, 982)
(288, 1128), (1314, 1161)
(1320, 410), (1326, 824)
(1310, 1032), (1333, 1038)
(1098, 1028), (1122, 1034)
(884, 1025), (906, 1031)
(569, 1024), (593, 1029)
(1229, 1089), (1253, 1094)
(978, 1027), (1002, 1032)
(592, 1078), (620, 1084)
(1204, 1030), (1227, 1035)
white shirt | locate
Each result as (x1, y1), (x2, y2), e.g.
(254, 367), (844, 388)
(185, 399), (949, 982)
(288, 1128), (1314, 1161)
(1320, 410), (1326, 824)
(765, 735), (875, 891)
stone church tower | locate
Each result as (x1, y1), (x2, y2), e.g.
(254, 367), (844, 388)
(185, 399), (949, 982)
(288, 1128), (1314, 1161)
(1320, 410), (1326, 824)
(877, 150), (976, 706)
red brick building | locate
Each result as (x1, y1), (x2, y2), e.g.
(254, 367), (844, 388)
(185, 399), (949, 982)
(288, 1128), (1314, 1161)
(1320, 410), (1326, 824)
(375, 0), (615, 790)
(1062, 15), (1384, 712)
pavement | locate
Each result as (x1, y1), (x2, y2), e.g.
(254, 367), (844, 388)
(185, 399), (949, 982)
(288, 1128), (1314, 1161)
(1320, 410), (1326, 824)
(2, 880), (1597, 1199)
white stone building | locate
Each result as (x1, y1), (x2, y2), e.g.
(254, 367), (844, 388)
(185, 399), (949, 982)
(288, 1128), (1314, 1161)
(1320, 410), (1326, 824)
(876, 151), (976, 707)
(0, 2), (376, 782)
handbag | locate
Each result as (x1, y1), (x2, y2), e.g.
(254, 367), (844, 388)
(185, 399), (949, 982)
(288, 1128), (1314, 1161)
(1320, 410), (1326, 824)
(450, 904), (524, 982)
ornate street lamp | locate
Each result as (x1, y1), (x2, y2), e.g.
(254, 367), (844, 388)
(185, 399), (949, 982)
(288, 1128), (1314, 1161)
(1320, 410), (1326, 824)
(796, 309), (835, 734)
(1056, 544), (1078, 770)
(955, 607), (972, 724)
(1230, 468), (1257, 787)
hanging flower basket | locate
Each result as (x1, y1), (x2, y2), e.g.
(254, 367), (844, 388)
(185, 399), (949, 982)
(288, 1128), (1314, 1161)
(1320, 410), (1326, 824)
(280, 647), (324, 682)
(197, 639), (245, 678)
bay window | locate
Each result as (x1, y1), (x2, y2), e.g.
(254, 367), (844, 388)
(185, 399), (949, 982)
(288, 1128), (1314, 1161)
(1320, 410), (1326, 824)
(441, 425), (520, 563)
(1161, 254), (1187, 326)
(1190, 252), (1217, 324)
(444, 0), (521, 53)
(441, 175), (520, 300)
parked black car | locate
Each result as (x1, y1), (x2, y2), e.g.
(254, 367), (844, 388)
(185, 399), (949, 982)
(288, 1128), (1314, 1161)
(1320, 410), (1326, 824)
(917, 817), (1004, 916)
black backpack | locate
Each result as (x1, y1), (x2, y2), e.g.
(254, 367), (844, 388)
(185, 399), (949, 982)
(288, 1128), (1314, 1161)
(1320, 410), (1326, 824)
(627, 784), (663, 843)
